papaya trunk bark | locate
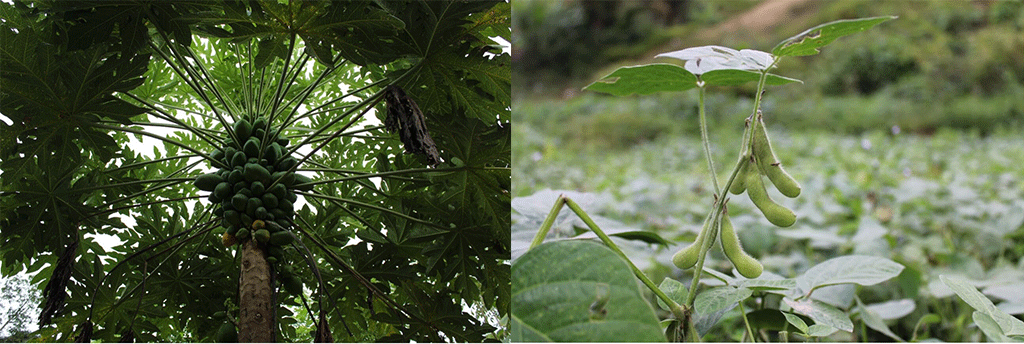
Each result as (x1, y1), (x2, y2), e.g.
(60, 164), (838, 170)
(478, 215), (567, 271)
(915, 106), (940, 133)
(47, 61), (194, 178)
(239, 239), (274, 342)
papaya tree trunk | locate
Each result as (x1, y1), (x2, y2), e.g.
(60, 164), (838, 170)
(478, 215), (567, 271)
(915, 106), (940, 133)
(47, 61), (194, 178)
(239, 239), (274, 342)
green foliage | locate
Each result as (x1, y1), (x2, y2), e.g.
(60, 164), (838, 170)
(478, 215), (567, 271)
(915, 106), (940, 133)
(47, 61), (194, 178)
(513, 120), (1024, 341)
(515, 10), (1024, 341)
(512, 240), (665, 342)
(1, 0), (509, 342)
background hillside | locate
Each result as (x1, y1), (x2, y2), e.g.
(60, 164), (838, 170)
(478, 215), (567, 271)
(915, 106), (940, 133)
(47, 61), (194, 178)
(513, 0), (1024, 134)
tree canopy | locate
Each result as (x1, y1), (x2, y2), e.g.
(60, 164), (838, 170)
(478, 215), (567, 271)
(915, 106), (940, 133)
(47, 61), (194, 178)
(0, 0), (510, 342)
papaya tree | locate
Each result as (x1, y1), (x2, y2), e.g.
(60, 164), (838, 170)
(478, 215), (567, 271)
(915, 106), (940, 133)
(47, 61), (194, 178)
(0, 0), (510, 342)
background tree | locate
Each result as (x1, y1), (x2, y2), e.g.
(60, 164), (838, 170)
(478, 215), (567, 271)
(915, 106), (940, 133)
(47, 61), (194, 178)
(0, 0), (510, 342)
(0, 273), (39, 342)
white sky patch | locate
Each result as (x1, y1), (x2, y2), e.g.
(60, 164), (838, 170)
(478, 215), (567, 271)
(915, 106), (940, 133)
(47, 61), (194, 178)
(492, 36), (511, 54)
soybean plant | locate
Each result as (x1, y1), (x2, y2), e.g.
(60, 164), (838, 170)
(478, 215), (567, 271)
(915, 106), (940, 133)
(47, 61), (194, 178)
(516, 16), (896, 342)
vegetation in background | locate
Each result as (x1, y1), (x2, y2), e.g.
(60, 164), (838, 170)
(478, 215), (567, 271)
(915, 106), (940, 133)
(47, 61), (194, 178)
(513, 0), (1024, 134)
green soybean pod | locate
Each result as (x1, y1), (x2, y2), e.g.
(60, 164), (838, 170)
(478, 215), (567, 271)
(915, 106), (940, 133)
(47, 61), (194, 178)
(729, 157), (753, 195)
(672, 220), (710, 269)
(752, 115), (801, 198)
(719, 210), (763, 278)
(745, 170), (797, 227)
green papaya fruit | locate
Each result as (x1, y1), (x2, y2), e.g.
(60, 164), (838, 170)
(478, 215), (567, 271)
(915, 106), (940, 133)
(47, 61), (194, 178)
(277, 157), (297, 172)
(194, 173), (224, 192)
(231, 194), (248, 212)
(254, 229), (270, 243)
(269, 183), (286, 199)
(236, 228), (250, 241)
(265, 142), (281, 163)
(227, 170), (243, 184)
(246, 197), (262, 216)
(214, 182), (232, 200)
(293, 174), (314, 191)
(261, 193), (279, 209)
(233, 119), (252, 142)
(215, 322), (237, 343)
(253, 117), (267, 132)
(244, 163), (272, 184)
(270, 230), (294, 246)
(250, 181), (265, 196)
(231, 151), (247, 168)
(243, 137), (261, 159)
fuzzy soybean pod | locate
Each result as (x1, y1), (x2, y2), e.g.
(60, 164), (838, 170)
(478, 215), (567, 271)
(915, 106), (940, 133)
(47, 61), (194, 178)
(672, 218), (711, 269)
(745, 169), (797, 227)
(752, 115), (801, 198)
(729, 120), (755, 195)
(729, 157), (755, 195)
(719, 210), (763, 278)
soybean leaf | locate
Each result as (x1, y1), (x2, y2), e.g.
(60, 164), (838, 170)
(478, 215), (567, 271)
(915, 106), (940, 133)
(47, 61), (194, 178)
(511, 240), (666, 342)
(656, 46), (772, 73)
(973, 311), (1022, 343)
(856, 297), (905, 342)
(584, 64), (799, 97)
(772, 16), (897, 57)
(807, 324), (839, 337)
(606, 230), (672, 246)
(785, 298), (854, 333)
(656, 278), (688, 311)
(748, 309), (797, 332)
(692, 286), (752, 337)
(701, 69), (801, 87)
(783, 312), (809, 334)
(796, 255), (904, 295)
(584, 64), (698, 96)
(864, 299), (916, 320)
(695, 286), (753, 315)
(941, 275), (1024, 337)
(736, 277), (797, 292)
(811, 284), (856, 309)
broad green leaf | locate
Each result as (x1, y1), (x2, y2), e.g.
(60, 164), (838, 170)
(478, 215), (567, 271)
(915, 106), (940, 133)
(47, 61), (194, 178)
(864, 299), (916, 320)
(656, 46), (773, 73)
(512, 240), (665, 342)
(701, 69), (801, 87)
(785, 298), (854, 333)
(748, 309), (796, 332)
(693, 286), (752, 336)
(656, 278), (688, 311)
(806, 324), (839, 337)
(584, 63), (799, 97)
(973, 311), (1022, 342)
(584, 64), (698, 96)
(796, 255), (904, 294)
(941, 275), (1024, 337)
(772, 16), (897, 57)
(783, 312), (810, 333)
(607, 230), (671, 246)
(695, 286), (753, 315)
(736, 277), (797, 292)
(856, 297), (904, 342)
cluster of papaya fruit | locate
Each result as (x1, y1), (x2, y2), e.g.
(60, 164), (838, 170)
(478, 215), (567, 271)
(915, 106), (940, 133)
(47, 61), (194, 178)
(193, 116), (312, 254)
(672, 110), (801, 279)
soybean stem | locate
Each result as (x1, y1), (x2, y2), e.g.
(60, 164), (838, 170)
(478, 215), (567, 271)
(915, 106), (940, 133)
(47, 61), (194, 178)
(697, 86), (720, 195)
(562, 197), (689, 322)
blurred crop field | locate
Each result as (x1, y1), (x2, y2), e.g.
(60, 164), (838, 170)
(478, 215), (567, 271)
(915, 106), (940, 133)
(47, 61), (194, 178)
(512, 0), (1024, 341)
